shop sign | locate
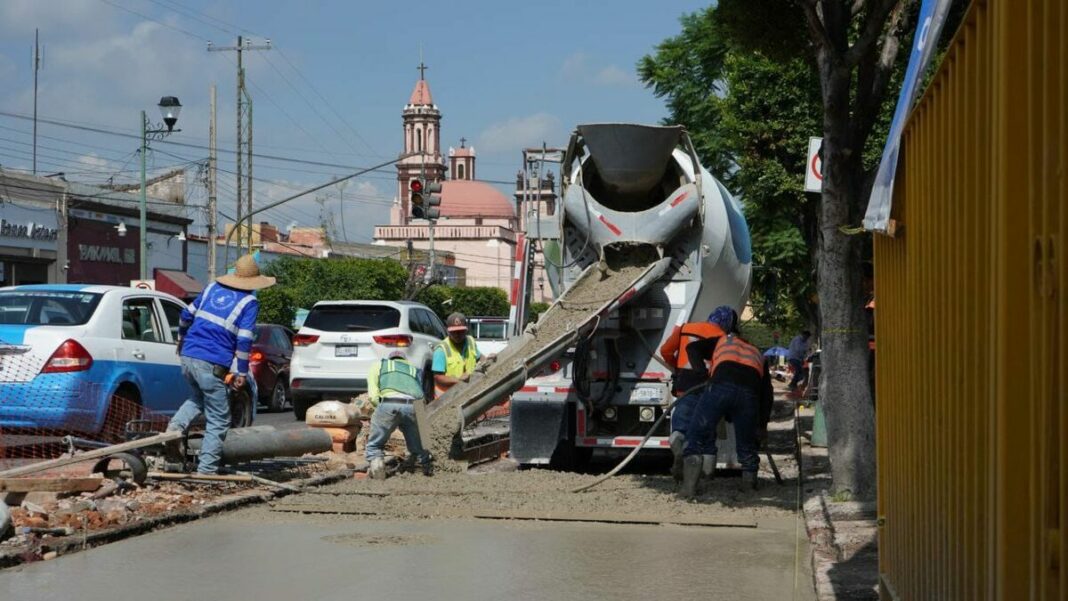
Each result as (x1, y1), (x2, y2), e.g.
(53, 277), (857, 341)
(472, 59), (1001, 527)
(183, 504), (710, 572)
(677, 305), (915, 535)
(0, 219), (58, 242)
(78, 244), (136, 264)
(0, 205), (59, 251)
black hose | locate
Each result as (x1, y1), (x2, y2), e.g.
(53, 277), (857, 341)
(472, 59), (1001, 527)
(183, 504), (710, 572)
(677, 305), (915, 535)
(571, 379), (710, 494)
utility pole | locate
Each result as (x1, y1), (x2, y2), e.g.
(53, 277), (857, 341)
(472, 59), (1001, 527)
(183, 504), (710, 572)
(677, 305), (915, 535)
(336, 178), (349, 243)
(207, 84), (218, 280)
(32, 29), (41, 175)
(246, 96), (253, 252)
(207, 36), (270, 260)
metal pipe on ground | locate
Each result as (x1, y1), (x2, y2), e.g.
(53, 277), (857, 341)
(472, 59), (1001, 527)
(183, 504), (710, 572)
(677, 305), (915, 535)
(186, 427), (332, 465)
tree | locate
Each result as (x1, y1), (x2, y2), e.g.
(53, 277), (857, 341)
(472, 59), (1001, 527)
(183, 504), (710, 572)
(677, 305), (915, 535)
(262, 256), (409, 311)
(639, 8), (821, 335)
(718, 0), (922, 499)
(256, 286), (296, 327)
(416, 285), (510, 321)
(640, 1), (935, 498)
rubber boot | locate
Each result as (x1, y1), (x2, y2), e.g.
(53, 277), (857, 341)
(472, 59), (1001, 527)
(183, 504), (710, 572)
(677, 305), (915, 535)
(701, 454), (717, 479)
(669, 431), (686, 482)
(742, 471), (759, 490)
(421, 461), (434, 477)
(678, 456), (703, 500)
(369, 457), (386, 480)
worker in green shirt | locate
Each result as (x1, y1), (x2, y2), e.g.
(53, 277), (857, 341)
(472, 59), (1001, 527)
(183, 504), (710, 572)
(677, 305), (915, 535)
(365, 350), (433, 479)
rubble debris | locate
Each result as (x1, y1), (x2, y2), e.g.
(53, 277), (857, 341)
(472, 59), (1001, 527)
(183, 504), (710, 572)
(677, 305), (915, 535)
(0, 476), (104, 494)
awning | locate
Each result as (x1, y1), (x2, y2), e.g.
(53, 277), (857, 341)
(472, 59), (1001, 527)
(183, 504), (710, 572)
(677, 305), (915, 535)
(154, 269), (203, 301)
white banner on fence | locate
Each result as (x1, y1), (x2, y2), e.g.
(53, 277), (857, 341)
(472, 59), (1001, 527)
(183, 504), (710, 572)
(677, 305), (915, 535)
(863, 0), (954, 233)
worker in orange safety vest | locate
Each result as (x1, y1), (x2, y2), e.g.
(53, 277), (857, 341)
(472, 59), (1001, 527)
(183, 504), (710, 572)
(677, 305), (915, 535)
(678, 306), (773, 498)
(659, 310), (730, 482)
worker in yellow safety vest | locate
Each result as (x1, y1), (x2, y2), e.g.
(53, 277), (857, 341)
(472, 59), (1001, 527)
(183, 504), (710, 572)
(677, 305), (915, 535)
(432, 313), (482, 398)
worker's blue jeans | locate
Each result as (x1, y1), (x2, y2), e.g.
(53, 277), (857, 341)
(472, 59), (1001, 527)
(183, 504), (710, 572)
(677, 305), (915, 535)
(684, 382), (760, 473)
(366, 402), (431, 465)
(670, 390), (701, 434)
(168, 357), (231, 474)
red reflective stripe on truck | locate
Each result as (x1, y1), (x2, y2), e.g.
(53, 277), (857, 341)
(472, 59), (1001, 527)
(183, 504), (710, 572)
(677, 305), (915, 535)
(519, 386), (538, 392)
(670, 192), (689, 207)
(598, 214), (622, 236)
(555, 386), (573, 393)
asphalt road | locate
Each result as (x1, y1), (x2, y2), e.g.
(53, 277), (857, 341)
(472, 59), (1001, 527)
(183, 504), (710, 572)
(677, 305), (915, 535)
(255, 406), (306, 431)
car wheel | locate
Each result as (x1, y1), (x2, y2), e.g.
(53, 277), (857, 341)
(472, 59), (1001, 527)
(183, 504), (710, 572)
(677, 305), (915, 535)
(101, 386), (143, 443)
(229, 386), (254, 428)
(293, 395), (313, 421)
(268, 380), (288, 413)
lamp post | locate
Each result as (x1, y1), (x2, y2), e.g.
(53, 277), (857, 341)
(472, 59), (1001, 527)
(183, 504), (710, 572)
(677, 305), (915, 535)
(140, 96), (182, 280)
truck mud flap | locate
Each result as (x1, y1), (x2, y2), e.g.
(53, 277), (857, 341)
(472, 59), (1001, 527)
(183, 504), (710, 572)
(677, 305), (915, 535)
(509, 397), (568, 465)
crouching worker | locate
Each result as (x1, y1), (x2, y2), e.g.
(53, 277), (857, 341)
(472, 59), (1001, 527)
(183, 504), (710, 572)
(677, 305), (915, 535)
(659, 307), (731, 481)
(366, 351), (433, 479)
(679, 306), (773, 498)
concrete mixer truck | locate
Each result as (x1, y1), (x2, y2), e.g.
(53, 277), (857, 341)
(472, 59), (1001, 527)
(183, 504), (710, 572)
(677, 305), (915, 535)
(423, 123), (752, 469)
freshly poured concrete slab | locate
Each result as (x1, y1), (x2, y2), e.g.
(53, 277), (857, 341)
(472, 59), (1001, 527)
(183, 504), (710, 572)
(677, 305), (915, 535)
(0, 514), (812, 601)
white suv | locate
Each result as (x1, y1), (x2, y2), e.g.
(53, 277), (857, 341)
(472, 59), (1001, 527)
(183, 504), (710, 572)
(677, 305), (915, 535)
(288, 300), (447, 419)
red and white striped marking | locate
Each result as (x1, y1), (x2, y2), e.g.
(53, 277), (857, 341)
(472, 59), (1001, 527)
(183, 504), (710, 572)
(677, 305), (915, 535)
(579, 437), (671, 448)
(657, 190), (691, 216)
(589, 208), (623, 236)
(518, 385), (574, 394)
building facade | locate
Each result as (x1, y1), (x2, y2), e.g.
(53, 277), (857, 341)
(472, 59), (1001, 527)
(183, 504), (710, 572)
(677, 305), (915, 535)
(0, 170), (192, 288)
(374, 69), (550, 299)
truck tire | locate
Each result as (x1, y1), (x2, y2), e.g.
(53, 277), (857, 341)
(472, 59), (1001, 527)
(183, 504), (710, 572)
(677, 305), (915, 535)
(549, 408), (591, 472)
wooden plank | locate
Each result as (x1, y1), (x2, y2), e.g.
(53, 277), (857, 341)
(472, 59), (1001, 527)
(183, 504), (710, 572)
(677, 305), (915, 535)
(147, 472), (253, 483)
(0, 431), (182, 479)
(0, 476), (104, 493)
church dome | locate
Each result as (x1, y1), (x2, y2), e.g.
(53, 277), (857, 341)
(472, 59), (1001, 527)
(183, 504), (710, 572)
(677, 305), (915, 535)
(439, 180), (515, 219)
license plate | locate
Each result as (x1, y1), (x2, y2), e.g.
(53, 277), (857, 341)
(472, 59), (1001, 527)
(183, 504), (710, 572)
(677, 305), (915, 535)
(335, 345), (358, 357)
(629, 387), (662, 404)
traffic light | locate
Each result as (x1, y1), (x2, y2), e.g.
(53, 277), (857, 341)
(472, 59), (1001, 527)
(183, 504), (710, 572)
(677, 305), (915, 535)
(424, 181), (442, 220)
(409, 179), (425, 219)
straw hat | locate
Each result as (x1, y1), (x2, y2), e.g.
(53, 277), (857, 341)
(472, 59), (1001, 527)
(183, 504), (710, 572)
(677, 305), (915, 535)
(217, 255), (276, 291)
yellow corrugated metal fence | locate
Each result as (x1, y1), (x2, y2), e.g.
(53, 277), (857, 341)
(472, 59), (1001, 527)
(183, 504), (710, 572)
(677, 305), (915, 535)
(874, 0), (1066, 599)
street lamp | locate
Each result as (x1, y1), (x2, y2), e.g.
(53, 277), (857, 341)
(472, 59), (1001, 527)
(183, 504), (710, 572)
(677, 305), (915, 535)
(140, 96), (182, 280)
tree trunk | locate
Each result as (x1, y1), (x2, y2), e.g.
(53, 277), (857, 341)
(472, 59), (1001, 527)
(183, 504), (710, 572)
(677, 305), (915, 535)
(816, 66), (878, 500)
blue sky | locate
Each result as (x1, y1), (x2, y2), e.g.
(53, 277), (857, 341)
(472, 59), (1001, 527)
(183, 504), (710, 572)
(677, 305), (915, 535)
(0, 0), (710, 242)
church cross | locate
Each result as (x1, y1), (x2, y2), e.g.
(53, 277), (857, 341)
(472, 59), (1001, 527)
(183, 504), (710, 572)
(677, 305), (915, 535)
(417, 61), (428, 80)
(460, 137), (467, 148)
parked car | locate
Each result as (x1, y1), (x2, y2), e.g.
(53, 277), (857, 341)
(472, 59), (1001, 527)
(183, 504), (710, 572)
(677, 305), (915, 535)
(289, 301), (447, 420)
(466, 316), (510, 356)
(250, 324), (294, 412)
(0, 284), (255, 437)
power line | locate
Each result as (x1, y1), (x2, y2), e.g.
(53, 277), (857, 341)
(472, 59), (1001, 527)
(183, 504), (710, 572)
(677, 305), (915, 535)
(98, 0), (210, 41)
(0, 111), (391, 174)
(0, 112), (519, 186)
(274, 46), (381, 157)
(0, 176), (207, 208)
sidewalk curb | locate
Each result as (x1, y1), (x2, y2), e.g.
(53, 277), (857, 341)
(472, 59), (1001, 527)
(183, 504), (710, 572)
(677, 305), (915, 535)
(0, 469), (351, 568)
(797, 407), (878, 600)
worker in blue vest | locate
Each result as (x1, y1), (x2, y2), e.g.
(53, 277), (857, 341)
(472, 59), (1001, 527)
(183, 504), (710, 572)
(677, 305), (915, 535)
(167, 255), (274, 475)
(679, 306), (773, 498)
(366, 350), (433, 479)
